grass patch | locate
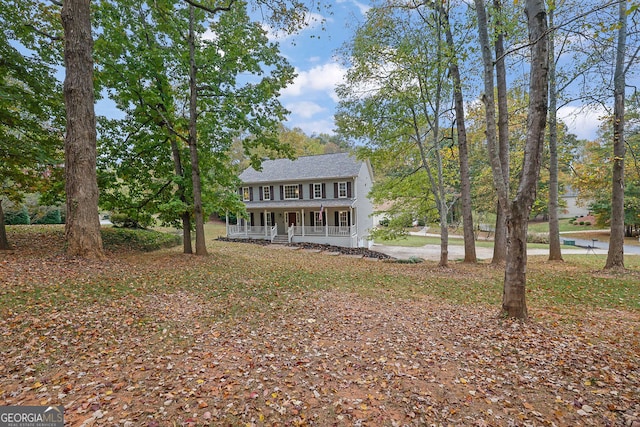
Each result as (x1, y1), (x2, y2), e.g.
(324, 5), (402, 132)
(3, 224), (639, 319)
(528, 218), (598, 233)
(101, 227), (181, 252)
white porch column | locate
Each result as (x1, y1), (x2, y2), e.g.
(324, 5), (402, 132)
(326, 209), (329, 237)
(301, 209), (305, 236)
(225, 211), (229, 236)
(264, 209), (268, 238)
(243, 212), (248, 236)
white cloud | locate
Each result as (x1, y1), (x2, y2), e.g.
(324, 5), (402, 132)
(557, 105), (608, 141)
(282, 62), (347, 101)
(286, 101), (327, 119)
(286, 118), (336, 135)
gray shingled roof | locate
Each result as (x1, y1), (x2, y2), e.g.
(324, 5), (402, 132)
(239, 152), (363, 184)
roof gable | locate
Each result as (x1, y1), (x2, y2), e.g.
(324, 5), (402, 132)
(239, 152), (365, 184)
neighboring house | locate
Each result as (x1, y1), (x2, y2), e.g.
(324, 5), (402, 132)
(560, 186), (590, 219)
(227, 152), (375, 248)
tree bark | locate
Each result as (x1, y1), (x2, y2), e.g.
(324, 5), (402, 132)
(474, 0), (509, 268)
(0, 200), (11, 250)
(170, 138), (193, 254)
(441, 4), (476, 263)
(493, 0), (509, 264)
(547, 5), (563, 261)
(605, 0), (626, 270)
(61, 0), (104, 259)
(503, 0), (549, 319)
(188, 4), (207, 255)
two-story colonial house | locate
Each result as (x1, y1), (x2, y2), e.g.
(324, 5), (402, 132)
(226, 152), (375, 248)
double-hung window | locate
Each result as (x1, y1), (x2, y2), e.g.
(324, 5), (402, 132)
(284, 184), (299, 200)
(242, 187), (251, 201)
(338, 182), (348, 198)
(313, 183), (322, 199)
(265, 212), (273, 227)
(262, 186), (271, 201)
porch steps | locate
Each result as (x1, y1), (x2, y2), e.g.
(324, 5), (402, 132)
(271, 235), (289, 245)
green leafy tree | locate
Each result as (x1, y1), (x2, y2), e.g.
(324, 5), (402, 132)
(337, 2), (458, 267)
(95, 0), (295, 253)
(0, 0), (64, 250)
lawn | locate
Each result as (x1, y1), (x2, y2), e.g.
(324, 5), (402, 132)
(1, 224), (638, 426)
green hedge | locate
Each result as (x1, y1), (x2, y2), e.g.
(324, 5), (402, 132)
(4, 206), (31, 225)
(101, 227), (181, 252)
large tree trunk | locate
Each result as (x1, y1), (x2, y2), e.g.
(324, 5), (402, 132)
(0, 200), (11, 250)
(441, 5), (476, 263)
(605, 0), (626, 270)
(493, 0), (509, 264)
(188, 5), (207, 255)
(61, 0), (104, 260)
(547, 5), (563, 261)
(493, 206), (507, 263)
(503, 0), (549, 319)
(170, 138), (193, 254)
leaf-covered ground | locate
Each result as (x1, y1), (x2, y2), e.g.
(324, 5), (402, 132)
(1, 225), (639, 426)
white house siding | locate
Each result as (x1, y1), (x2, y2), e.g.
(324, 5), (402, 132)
(354, 162), (374, 247)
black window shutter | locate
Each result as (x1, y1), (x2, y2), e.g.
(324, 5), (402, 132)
(250, 212), (254, 225)
(270, 212), (275, 225)
(260, 212), (264, 226)
(322, 211), (326, 224)
(298, 184), (303, 199)
(348, 211), (351, 225)
(310, 212), (315, 226)
(309, 184), (313, 198)
(270, 186), (274, 201)
(259, 187), (263, 201)
(334, 211), (339, 225)
(238, 187), (242, 196)
(322, 183), (326, 198)
(334, 182), (338, 198)
(280, 185), (284, 200)
(249, 187), (254, 201)
(347, 182), (352, 198)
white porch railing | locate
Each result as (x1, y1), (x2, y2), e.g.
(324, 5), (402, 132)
(291, 225), (355, 237)
(270, 225), (277, 242)
(287, 225), (294, 243)
(227, 225), (267, 236)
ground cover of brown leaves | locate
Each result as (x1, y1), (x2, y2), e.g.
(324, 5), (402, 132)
(1, 226), (639, 427)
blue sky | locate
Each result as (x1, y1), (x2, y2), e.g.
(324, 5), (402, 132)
(265, 0), (370, 136)
(94, 0), (606, 140)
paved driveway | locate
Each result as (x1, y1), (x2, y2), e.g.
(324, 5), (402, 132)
(370, 242), (609, 261)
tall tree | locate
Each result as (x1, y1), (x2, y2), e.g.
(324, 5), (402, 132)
(546, 0), (563, 261)
(475, 0), (549, 318)
(95, 0), (295, 254)
(440, 2), (477, 263)
(61, 0), (104, 259)
(488, 0), (510, 264)
(0, 2), (64, 249)
(604, 0), (628, 269)
(336, 2), (456, 266)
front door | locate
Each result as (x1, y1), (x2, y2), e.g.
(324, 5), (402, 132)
(287, 212), (297, 227)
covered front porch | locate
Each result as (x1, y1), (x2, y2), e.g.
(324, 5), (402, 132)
(226, 200), (360, 247)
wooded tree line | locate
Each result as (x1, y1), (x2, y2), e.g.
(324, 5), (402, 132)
(1, 0), (638, 319)
(336, 0), (639, 318)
